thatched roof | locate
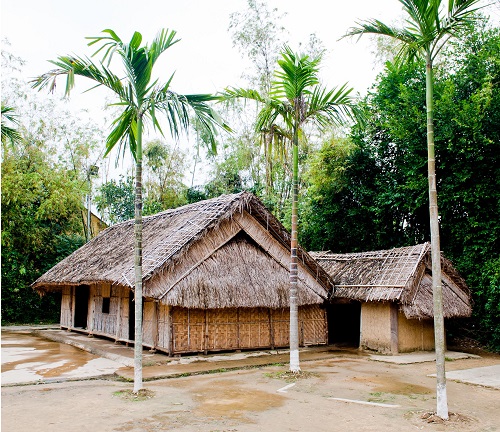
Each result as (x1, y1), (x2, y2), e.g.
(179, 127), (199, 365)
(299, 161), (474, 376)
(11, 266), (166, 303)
(310, 243), (471, 319)
(33, 192), (332, 308)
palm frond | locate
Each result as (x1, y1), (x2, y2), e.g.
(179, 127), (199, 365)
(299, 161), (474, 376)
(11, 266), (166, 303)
(273, 45), (320, 101)
(31, 55), (126, 99)
(1, 103), (22, 145)
(221, 87), (266, 104)
(105, 106), (138, 160)
(149, 29), (180, 66)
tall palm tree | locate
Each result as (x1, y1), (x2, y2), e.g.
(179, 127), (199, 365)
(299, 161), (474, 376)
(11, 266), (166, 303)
(32, 28), (229, 393)
(225, 46), (357, 372)
(345, 0), (485, 419)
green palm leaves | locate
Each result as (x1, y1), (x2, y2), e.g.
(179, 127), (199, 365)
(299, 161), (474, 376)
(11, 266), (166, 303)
(345, 0), (482, 63)
(32, 28), (229, 160)
(1, 103), (22, 145)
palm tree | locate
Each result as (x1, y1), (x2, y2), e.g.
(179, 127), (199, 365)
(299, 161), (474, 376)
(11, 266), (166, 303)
(225, 46), (357, 372)
(32, 28), (229, 393)
(1, 103), (22, 145)
(345, 0), (485, 419)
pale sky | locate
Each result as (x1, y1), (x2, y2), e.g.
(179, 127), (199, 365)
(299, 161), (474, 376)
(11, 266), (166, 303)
(3, 0), (497, 115)
(2, 1), (407, 97)
(2, 0), (498, 183)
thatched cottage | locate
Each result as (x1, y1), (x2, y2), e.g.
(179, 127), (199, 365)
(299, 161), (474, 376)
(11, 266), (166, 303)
(310, 244), (472, 353)
(33, 192), (333, 355)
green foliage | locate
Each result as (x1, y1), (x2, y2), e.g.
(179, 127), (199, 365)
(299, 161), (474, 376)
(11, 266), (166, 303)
(302, 23), (500, 349)
(143, 140), (188, 211)
(95, 175), (135, 224)
(1, 142), (86, 324)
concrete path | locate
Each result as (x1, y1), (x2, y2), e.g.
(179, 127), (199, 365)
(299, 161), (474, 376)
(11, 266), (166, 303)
(430, 365), (500, 389)
(370, 350), (480, 364)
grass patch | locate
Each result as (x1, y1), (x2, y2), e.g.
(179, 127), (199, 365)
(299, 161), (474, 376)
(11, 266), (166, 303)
(368, 392), (396, 403)
(113, 388), (155, 401)
(264, 370), (319, 383)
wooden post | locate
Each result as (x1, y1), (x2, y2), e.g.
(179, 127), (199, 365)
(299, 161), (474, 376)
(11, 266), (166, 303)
(269, 308), (275, 349)
(115, 287), (122, 342)
(390, 303), (399, 354)
(204, 309), (209, 355)
(152, 301), (159, 351)
(168, 306), (174, 357)
(237, 308), (241, 349)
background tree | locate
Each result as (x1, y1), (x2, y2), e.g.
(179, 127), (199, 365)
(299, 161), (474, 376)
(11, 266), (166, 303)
(345, 0), (487, 419)
(2, 137), (86, 324)
(1, 50), (103, 324)
(302, 18), (498, 349)
(33, 28), (230, 393)
(225, 46), (357, 372)
(143, 139), (189, 213)
(95, 175), (135, 224)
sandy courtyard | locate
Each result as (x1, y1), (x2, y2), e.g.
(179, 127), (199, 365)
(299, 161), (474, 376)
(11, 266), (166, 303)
(2, 346), (500, 432)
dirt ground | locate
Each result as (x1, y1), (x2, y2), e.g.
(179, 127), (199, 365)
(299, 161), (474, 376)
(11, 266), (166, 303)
(2, 349), (500, 432)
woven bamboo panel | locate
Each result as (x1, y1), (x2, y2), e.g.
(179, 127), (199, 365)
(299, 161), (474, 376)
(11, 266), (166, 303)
(239, 308), (270, 348)
(142, 300), (156, 346)
(156, 304), (170, 350)
(300, 305), (327, 345)
(206, 308), (238, 350)
(118, 289), (130, 340)
(60, 286), (72, 327)
(271, 308), (290, 347)
(172, 308), (205, 352)
(91, 284), (117, 336)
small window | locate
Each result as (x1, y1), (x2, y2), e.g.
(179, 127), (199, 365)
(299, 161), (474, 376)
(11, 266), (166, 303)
(102, 297), (110, 314)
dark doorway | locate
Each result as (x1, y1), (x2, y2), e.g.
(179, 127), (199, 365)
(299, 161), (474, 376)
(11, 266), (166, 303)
(128, 290), (135, 341)
(327, 301), (361, 347)
(74, 285), (90, 328)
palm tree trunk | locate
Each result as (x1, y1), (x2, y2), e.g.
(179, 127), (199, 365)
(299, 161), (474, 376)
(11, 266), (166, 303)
(426, 52), (448, 420)
(289, 123), (300, 373)
(133, 115), (144, 393)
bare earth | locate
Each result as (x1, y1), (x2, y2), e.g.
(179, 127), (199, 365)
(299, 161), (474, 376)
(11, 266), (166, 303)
(2, 348), (500, 432)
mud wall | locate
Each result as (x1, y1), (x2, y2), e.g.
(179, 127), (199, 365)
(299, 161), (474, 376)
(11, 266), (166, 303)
(397, 313), (435, 352)
(360, 302), (392, 353)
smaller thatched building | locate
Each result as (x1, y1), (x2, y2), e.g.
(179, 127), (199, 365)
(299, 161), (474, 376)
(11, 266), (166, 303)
(33, 192), (333, 355)
(310, 244), (471, 353)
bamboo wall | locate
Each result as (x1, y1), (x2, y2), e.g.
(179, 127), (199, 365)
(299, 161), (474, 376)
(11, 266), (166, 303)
(60, 286), (326, 354)
(170, 305), (326, 354)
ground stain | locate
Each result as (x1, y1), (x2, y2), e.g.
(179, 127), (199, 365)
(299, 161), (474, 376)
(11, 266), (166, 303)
(351, 375), (432, 395)
(192, 378), (285, 420)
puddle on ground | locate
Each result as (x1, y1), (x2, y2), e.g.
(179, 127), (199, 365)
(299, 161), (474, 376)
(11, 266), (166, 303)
(192, 378), (285, 420)
(351, 375), (432, 395)
(1, 331), (121, 384)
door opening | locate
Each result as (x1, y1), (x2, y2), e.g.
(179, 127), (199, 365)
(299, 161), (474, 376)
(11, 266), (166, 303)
(74, 285), (90, 328)
(327, 301), (361, 347)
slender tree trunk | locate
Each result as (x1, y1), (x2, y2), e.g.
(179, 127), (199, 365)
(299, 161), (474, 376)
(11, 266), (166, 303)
(425, 53), (448, 420)
(133, 115), (144, 393)
(289, 123), (300, 373)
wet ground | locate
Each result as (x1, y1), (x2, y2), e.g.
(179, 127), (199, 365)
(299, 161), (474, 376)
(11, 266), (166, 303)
(2, 329), (500, 431)
(1, 331), (122, 384)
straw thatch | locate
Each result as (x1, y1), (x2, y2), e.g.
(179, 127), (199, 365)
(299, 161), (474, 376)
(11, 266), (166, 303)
(33, 192), (332, 308)
(310, 243), (471, 319)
